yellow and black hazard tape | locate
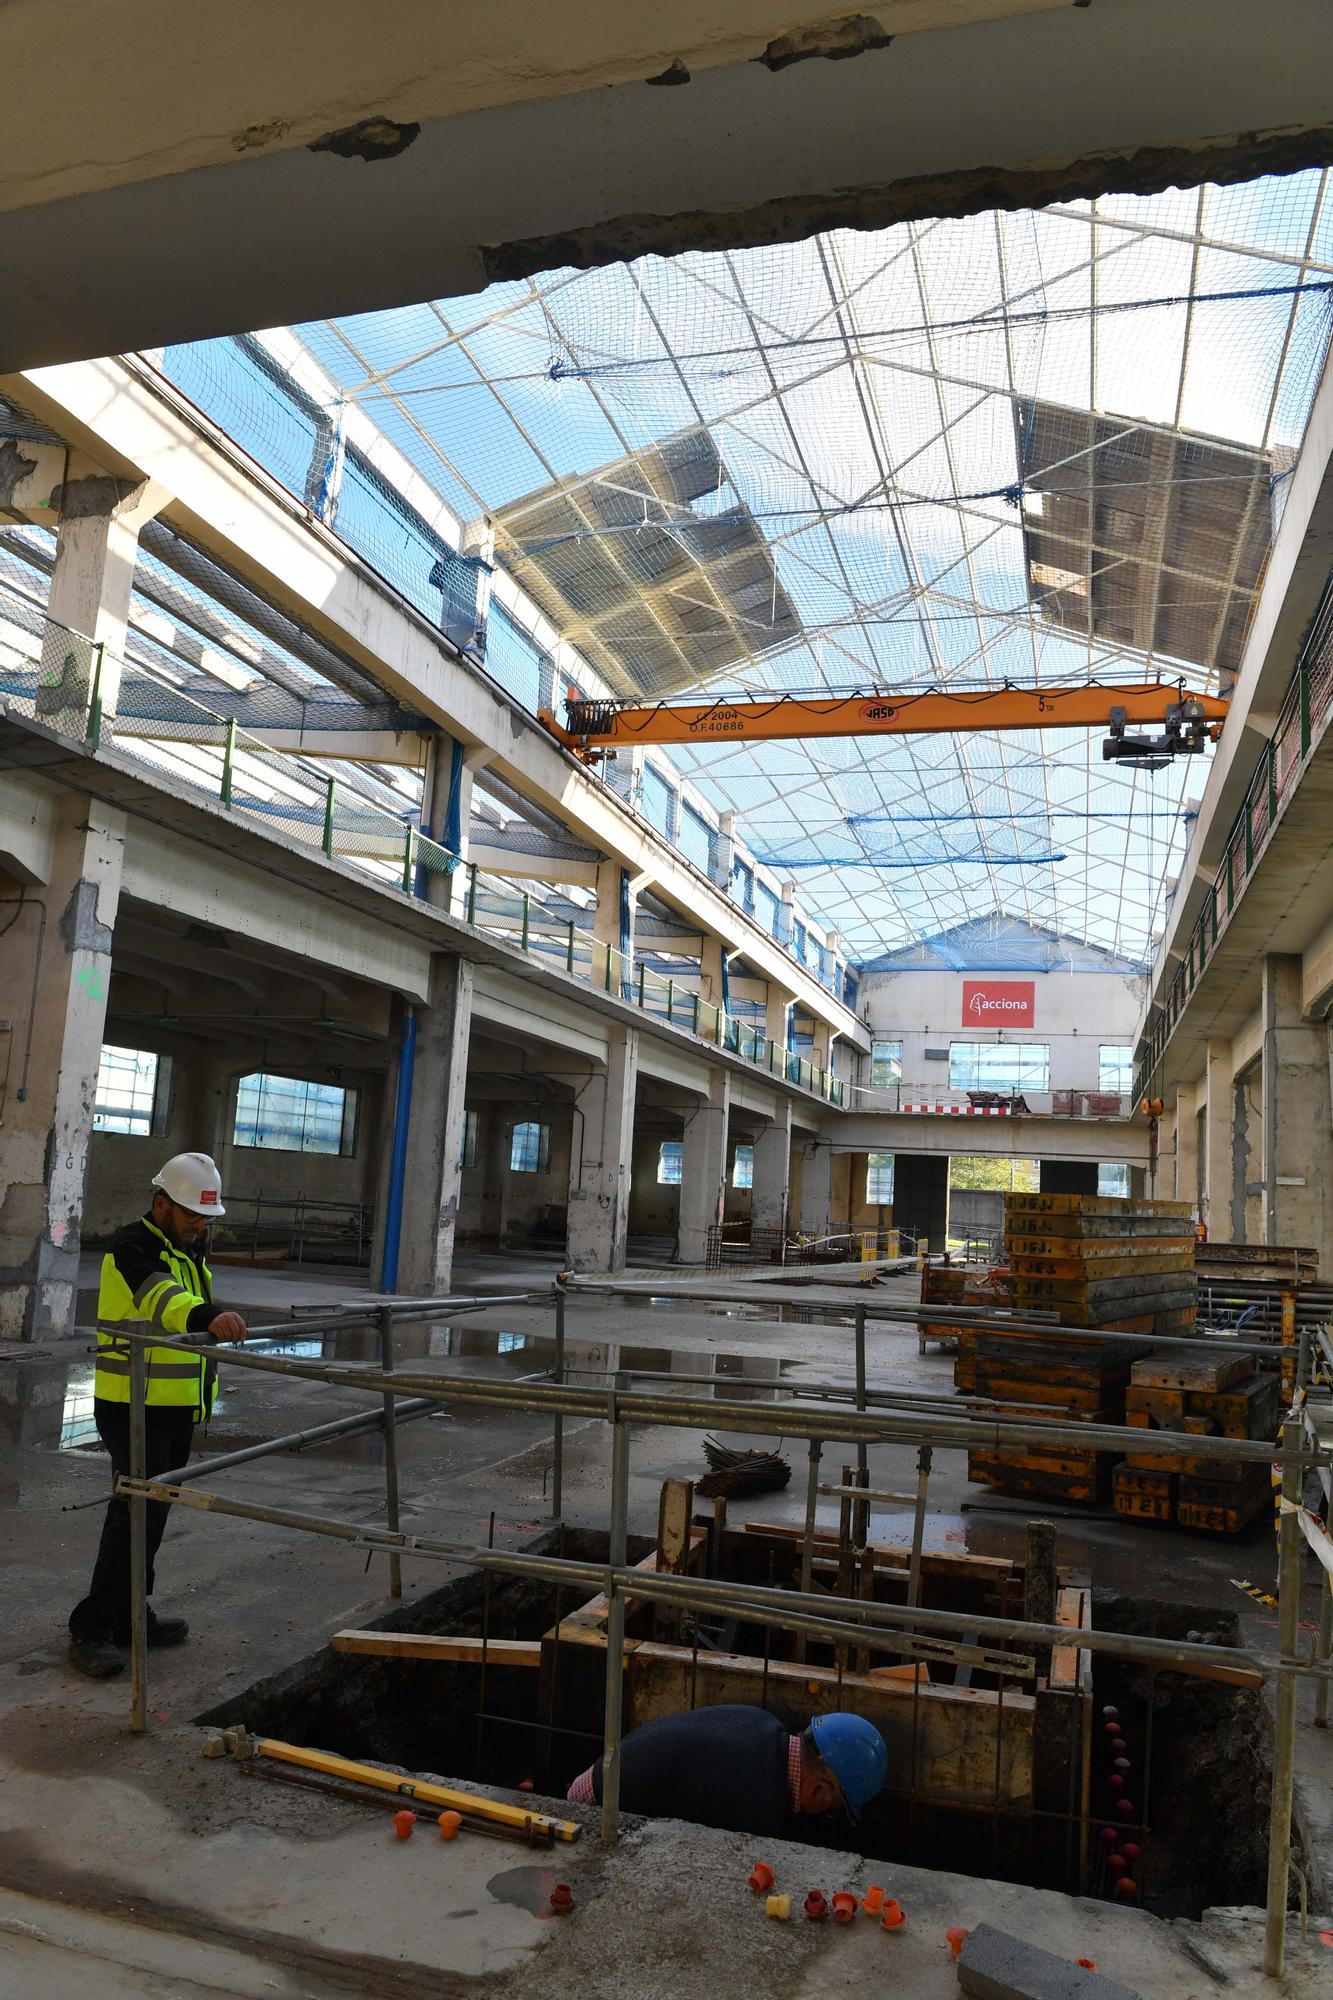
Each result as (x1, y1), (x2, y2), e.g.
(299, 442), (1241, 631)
(1231, 1576), (1279, 1610)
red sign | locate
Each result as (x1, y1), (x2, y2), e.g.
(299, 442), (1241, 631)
(962, 980), (1034, 1027)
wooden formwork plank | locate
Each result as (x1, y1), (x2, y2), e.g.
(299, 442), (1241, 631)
(329, 1632), (544, 1665)
(623, 1642), (1035, 1807)
(1130, 1348), (1251, 1392)
(1005, 1194), (1193, 1218)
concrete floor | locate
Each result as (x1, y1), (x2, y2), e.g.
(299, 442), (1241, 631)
(0, 1252), (1329, 1996)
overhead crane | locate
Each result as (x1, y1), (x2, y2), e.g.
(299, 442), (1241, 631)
(539, 682), (1230, 770)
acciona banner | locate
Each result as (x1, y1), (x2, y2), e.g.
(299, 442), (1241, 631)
(961, 980), (1035, 1026)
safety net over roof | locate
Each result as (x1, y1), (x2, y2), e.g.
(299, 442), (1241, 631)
(163, 171), (1333, 967)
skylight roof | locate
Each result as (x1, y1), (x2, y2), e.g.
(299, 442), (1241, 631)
(194, 171), (1333, 966)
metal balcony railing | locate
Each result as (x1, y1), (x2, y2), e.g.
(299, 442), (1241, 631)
(0, 584), (843, 1105)
(1135, 585), (1333, 1100)
(856, 1084), (1132, 1119)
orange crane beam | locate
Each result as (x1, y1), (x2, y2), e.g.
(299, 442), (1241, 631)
(539, 683), (1228, 756)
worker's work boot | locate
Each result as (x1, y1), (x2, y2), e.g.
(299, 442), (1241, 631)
(147, 1613), (189, 1648)
(113, 1612), (189, 1648)
(68, 1636), (125, 1679)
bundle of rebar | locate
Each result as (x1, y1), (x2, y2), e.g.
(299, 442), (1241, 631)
(697, 1437), (791, 1497)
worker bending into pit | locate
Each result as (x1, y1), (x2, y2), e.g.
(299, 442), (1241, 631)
(68, 1153), (249, 1680)
(566, 1704), (887, 1836)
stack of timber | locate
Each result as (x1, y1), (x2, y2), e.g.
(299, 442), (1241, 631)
(1004, 1194), (1197, 1334)
(1113, 1347), (1279, 1534)
(963, 1195), (1197, 1506)
(968, 1331), (1140, 1505)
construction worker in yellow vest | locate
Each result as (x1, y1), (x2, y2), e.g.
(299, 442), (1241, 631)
(68, 1153), (249, 1679)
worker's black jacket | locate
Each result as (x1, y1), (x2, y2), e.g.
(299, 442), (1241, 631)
(585, 1704), (792, 1836)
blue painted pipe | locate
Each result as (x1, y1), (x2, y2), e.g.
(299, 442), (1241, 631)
(379, 1008), (417, 1291)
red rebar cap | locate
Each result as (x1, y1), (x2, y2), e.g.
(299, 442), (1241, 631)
(550, 1883), (574, 1912)
(392, 1810), (416, 1840)
(748, 1861), (776, 1893)
(831, 1891), (858, 1924)
(803, 1890), (828, 1920)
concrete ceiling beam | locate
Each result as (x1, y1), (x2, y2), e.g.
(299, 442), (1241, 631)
(1, 4), (1330, 368)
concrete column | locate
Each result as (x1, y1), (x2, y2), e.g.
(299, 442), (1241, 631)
(39, 455), (166, 728)
(676, 1070), (731, 1264)
(776, 880), (796, 946)
(711, 811), (736, 891)
(1203, 1038), (1233, 1237)
(1232, 1065), (1262, 1242)
(797, 1138), (833, 1237)
(1173, 1082), (1198, 1210)
(393, 955), (473, 1295)
(190, 1046), (242, 1189)
(1155, 1102), (1176, 1200)
(750, 1101), (793, 1237)
(0, 794), (125, 1338)
(764, 984), (792, 1051)
(566, 1027), (639, 1272)
(1262, 954), (1333, 1263)
(698, 932), (725, 1011)
(593, 858), (631, 960)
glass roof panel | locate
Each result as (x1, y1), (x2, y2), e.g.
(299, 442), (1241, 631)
(172, 168), (1333, 969)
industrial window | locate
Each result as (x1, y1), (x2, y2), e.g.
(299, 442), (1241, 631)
(1098, 1045), (1134, 1092)
(1098, 1162), (1132, 1197)
(657, 1140), (684, 1185)
(679, 803), (713, 874)
(865, 1153), (895, 1204)
(234, 1073), (356, 1155)
(732, 1143), (754, 1190)
(92, 1045), (161, 1136)
(948, 1042), (1050, 1092)
(510, 1121), (551, 1174)
(461, 1109), (480, 1169)
(870, 1039), (902, 1088)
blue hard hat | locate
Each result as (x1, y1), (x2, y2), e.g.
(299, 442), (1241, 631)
(810, 1711), (888, 1820)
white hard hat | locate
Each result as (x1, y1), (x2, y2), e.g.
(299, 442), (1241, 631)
(152, 1152), (226, 1218)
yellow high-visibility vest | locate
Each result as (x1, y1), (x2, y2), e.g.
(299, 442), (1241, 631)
(94, 1217), (218, 1419)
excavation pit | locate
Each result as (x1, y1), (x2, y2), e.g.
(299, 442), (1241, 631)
(199, 1511), (1282, 1920)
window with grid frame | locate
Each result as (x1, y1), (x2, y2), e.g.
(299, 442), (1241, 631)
(870, 1038), (902, 1088)
(657, 1140), (683, 1185)
(948, 1042), (1050, 1092)
(234, 1073), (355, 1154)
(509, 1121), (551, 1174)
(93, 1045), (161, 1136)
(732, 1143), (754, 1190)
(1098, 1045), (1134, 1092)
(865, 1152), (894, 1205)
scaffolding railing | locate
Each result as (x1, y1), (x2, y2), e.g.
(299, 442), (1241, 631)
(0, 582), (842, 1105)
(99, 1284), (1330, 1976)
(1136, 589), (1333, 1099)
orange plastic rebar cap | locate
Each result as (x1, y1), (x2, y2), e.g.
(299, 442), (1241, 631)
(947, 1926), (970, 1960)
(749, 1861), (775, 1893)
(831, 1891), (858, 1924)
(862, 1885), (885, 1914)
(438, 1810), (462, 1840)
(392, 1810), (416, 1840)
(880, 1898), (906, 1931)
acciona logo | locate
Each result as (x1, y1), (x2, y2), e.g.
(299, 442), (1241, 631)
(961, 980), (1034, 1026)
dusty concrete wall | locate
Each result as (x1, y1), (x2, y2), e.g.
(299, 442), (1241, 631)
(860, 967), (1144, 1093)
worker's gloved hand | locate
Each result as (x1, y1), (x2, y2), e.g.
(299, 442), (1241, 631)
(207, 1311), (249, 1343)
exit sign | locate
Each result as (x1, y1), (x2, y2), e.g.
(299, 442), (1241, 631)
(962, 980), (1035, 1027)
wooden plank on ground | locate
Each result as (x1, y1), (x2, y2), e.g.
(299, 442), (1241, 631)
(329, 1632), (544, 1665)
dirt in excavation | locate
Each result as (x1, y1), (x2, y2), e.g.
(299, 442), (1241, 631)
(1090, 1594), (1292, 1919)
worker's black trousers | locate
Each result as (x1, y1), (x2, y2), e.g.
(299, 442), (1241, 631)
(68, 1400), (195, 1641)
